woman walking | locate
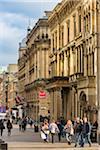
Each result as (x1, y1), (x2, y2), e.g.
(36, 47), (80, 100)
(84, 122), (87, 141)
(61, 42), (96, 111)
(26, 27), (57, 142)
(0, 119), (5, 136)
(64, 120), (74, 145)
(49, 119), (59, 143)
(41, 120), (49, 142)
(7, 120), (13, 136)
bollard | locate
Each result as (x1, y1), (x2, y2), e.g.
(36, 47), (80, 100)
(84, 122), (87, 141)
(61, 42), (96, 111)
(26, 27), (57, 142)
(0, 139), (8, 150)
(0, 143), (8, 150)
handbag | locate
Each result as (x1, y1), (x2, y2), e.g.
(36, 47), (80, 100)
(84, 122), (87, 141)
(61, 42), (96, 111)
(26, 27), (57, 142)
(41, 131), (46, 139)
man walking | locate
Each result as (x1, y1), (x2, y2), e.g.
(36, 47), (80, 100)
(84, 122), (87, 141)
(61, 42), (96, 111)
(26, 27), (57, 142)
(81, 117), (91, 147)
(0, 119), (5, 136)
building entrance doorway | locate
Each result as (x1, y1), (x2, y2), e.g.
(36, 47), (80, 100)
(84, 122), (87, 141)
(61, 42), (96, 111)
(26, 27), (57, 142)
(79, 91), (87, 118)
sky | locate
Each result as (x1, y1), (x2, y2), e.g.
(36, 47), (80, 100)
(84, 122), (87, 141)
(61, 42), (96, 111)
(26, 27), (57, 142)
(0, 0), (61, 68)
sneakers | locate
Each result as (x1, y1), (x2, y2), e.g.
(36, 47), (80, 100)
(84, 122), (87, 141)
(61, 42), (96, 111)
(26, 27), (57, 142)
(74, 144), (77, 147)
(89, 144), (91, 147)
(68, 141), (71, 145)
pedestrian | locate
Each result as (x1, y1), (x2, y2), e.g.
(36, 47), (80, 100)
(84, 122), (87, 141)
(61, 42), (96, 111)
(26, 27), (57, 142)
(64, 120), (74, 145)
(49, 119), (59, 143)
(18, 117), (22, 131)
(41, 119), (49, 142)
(29, 118), (33, 128)
(0, 119), (5, 136)
(80, 117), (92, 147)
(21, 117), (27, 131)
(7, 119), (13, 136)
(57, 120), (63, 142)
(74, 117), (82, 147)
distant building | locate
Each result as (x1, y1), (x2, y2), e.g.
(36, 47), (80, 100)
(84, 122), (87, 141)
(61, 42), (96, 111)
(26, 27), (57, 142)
(0, 64), (18, 116)
(7, 64), (18, 73)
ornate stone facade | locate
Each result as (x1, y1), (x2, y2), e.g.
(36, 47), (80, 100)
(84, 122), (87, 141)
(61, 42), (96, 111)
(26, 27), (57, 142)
(48, 0), (99, 122)
(18, 14), (51, 120)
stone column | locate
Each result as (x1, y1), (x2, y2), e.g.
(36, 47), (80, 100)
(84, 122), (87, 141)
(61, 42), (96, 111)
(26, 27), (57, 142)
(37, 50), (39, 78)
(46, 50), (49, 78)
(75, 92), (78, 117)
(50, 90), (54, 120)
(42, 50), (44, 78)
(34, 53), (36, 80)
(71, 87), (75, 120)
(66, 51), (69, 76)
(54, 89), (57, 120)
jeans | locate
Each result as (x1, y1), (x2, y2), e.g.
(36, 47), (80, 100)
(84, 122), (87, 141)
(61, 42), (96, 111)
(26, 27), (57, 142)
(74, 133), (81, 146)
(82, 133), (91, 146)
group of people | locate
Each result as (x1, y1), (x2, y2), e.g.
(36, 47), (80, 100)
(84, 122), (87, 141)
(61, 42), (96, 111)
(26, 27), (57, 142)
(40, 117), (93, 147)
(0, 119), (13, 136)
(18, 117), (33, 131)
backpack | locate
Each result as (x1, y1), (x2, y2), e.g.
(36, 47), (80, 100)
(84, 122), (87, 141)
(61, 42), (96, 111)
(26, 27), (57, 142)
(7, 123), (12, 129)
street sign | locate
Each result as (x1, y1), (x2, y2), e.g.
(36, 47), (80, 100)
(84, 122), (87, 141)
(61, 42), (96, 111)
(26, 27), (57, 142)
(39, 91), (46, 99)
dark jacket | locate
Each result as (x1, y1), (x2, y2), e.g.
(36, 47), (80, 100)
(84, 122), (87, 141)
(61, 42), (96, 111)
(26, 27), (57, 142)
(7, 122), (12, 129)
(0, 121), (5, 129)
(74, 122), (83, 134)
(82, 122), (91, 134)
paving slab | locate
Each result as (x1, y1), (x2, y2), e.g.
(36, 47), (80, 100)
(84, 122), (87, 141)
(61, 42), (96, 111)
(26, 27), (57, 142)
(8, 142), (100, 150)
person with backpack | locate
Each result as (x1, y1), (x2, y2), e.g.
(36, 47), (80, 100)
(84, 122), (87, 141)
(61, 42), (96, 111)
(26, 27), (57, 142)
(7, 120), (13, 136)
(74, 117), (82, 147)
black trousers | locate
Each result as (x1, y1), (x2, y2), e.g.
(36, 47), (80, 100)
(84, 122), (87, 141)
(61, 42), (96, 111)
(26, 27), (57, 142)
(51, 133), (55, 143)
(0, 129), (3, 136)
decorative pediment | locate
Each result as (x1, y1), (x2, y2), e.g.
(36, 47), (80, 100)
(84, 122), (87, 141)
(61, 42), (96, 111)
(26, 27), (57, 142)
(49, 0), (80, 30)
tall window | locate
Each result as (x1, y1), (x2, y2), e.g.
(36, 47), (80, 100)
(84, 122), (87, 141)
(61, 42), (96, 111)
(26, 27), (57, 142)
(80, 47), (82, 72)
(87, 55), (89, 76)
(52, 34), (54, 52)
(82, 48), (84, 74)
(86, 15), (88, 32)
(67, 20), (70, 43)
(68, 50), (70, 75)
(73, 15), (76, 37)
(79, 14), (81, 33)
(73, 47), (76, 73)
(55, 31), (57, 50)
(88, 13), (91, 33)
(92, 52), (94, 75)
(84, 17), (86, 33)
(61, 53), (64, 76)
(62, 26), (64, 47)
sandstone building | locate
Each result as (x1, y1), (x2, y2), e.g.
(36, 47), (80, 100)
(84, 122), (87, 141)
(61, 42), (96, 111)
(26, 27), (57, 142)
(47, 0), (100, 122)
(18, 14), (51, 120)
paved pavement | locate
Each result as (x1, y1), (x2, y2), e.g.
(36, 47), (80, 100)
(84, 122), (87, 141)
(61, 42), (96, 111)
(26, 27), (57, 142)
(8, 142), (99, 150)
(0, 124), (99, 150)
